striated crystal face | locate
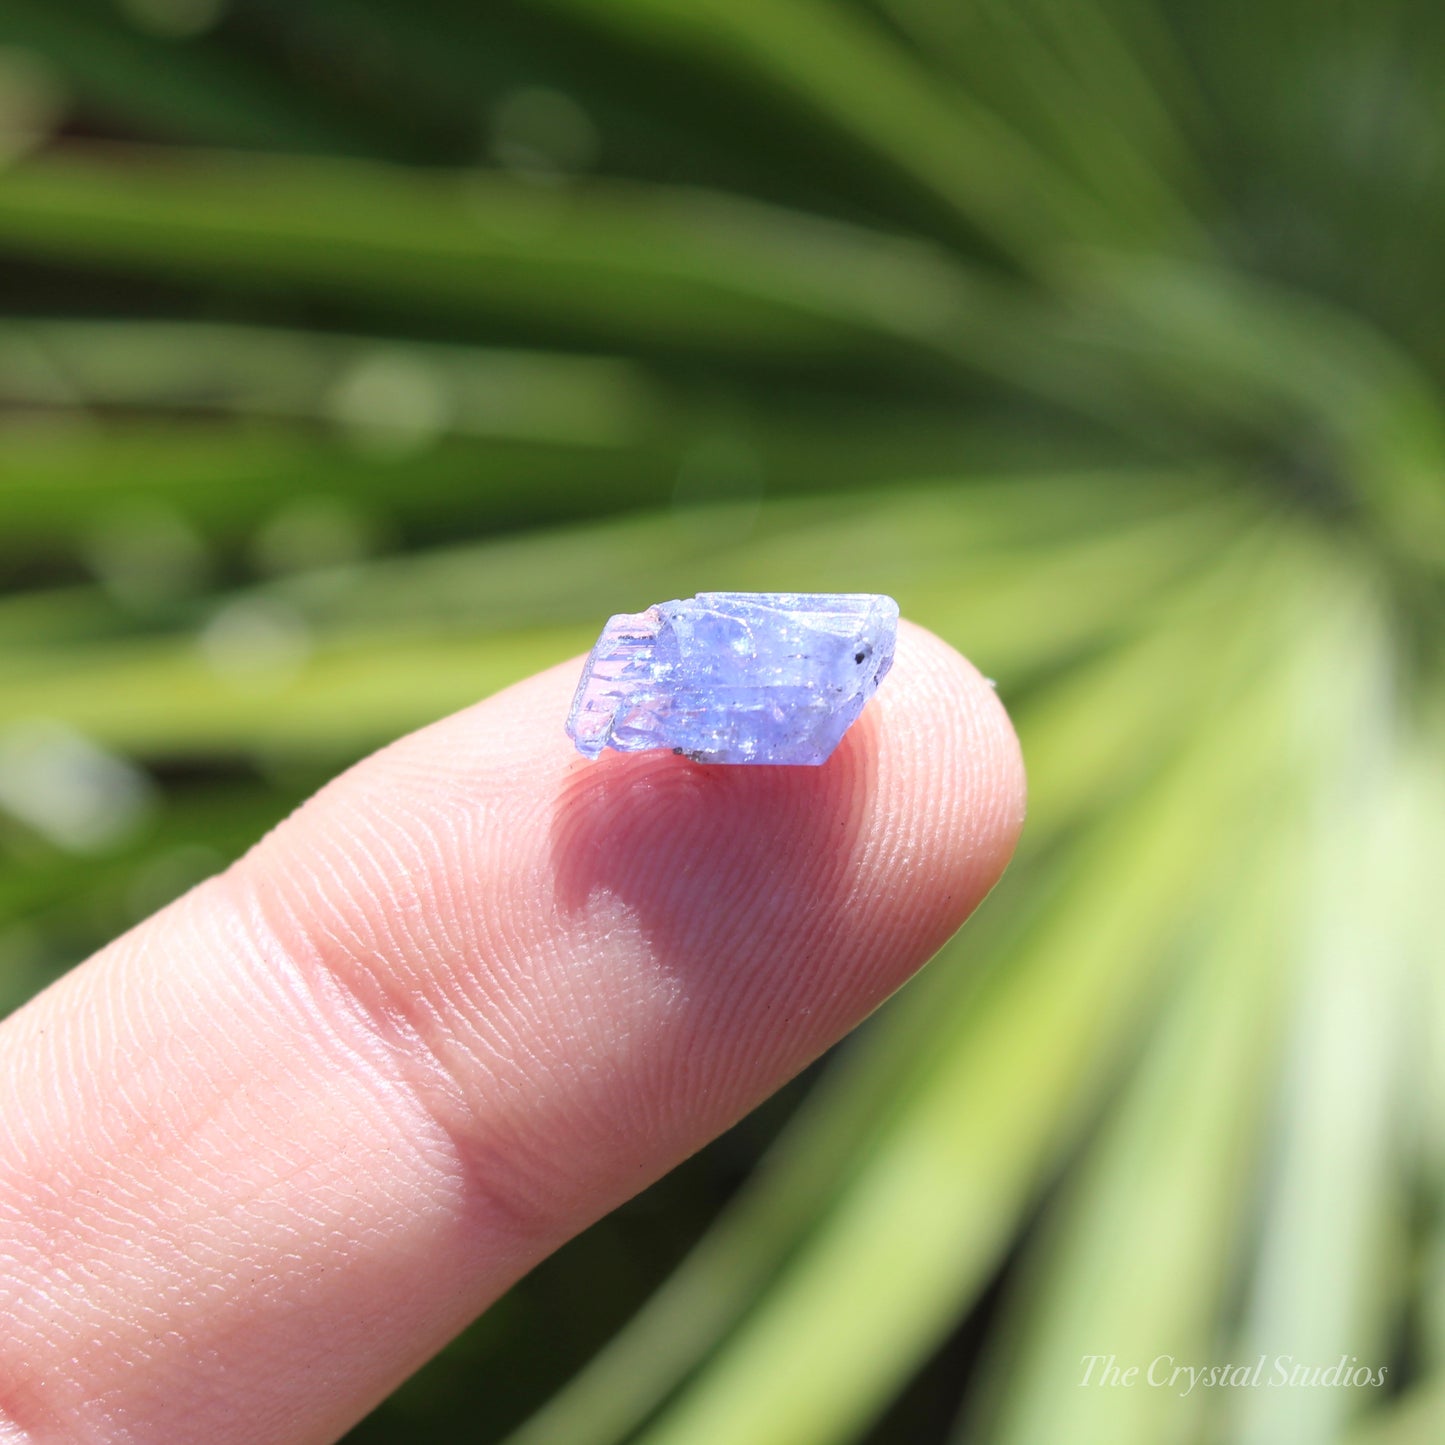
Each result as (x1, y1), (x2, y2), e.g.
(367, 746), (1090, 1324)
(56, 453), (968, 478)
(566, 592), (898, 765)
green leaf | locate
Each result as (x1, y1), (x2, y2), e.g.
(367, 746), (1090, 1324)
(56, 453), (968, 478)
(955, 818), (1302, 1445)
(1229, 611), (1435, 1445)
(0, 0), (370, 153)
(534, 0), (1134, 259)
(0, 146), (996, 363)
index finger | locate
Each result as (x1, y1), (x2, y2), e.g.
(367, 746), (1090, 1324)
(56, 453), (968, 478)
(0, 620), (1025, 1444)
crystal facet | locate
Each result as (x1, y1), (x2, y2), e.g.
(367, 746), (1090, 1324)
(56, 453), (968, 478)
(566, 592), (898, 765)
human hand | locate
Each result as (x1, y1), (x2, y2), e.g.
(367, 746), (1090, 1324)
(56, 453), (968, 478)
(0, 620), (1024, 1443)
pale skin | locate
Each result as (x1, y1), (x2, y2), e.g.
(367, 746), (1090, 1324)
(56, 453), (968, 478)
(0, 620), (1026, 1443)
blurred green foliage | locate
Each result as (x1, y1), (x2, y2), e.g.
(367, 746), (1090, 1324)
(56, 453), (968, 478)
(1, 2), (1442, 1442)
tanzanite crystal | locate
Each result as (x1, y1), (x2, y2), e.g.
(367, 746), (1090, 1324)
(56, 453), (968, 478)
(566, 592), (898, 765)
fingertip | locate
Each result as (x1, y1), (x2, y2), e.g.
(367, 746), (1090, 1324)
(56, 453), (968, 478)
(520, 615), (1025, 1139)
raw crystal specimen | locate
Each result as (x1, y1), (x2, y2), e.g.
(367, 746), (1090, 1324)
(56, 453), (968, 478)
(566, 592), (898, 765)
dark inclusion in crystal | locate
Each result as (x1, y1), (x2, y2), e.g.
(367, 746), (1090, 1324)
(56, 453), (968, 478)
(566, 592), (899, 765)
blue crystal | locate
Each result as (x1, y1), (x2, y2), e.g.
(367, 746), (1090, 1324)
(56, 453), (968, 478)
(566, 591), (898, 765)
